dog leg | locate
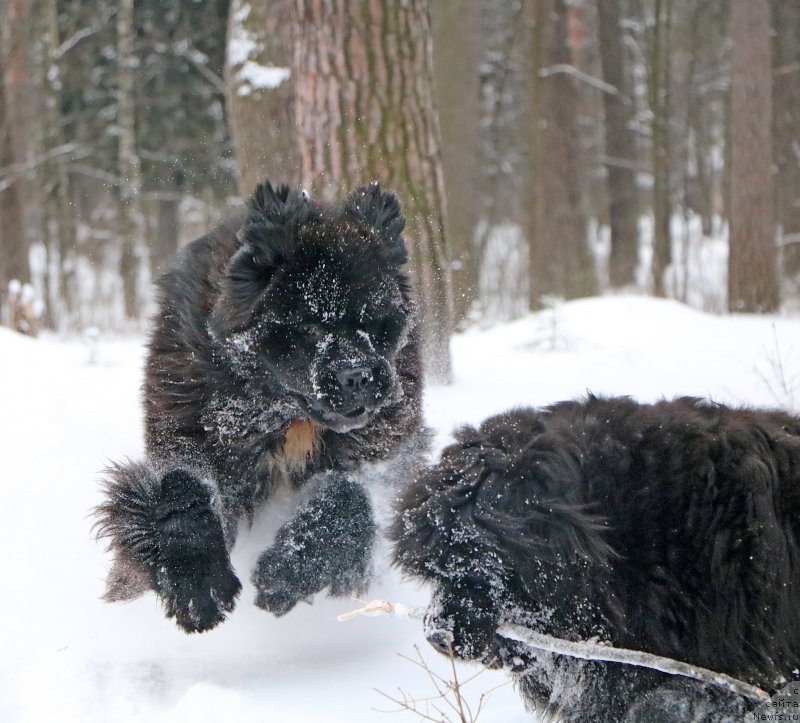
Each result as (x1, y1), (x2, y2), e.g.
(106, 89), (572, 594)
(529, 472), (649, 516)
(252, 475), (376, 616)
(95, 462), (241, 633)
(623, 684), (746, 723)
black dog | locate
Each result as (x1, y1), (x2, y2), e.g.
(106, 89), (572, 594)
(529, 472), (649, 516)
(95, 181), (424, 633)
(392, 396), (800, 721)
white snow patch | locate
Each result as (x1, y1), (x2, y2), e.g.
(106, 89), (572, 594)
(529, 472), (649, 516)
(2, 296), (800, 721)
(236, 62), (291, 95)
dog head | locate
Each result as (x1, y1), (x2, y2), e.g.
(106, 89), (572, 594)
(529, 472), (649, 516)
(392, 408), (617, 663)
(210, 181), (413, 433)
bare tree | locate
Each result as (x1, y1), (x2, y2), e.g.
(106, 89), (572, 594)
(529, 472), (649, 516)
(225, 0), (299, 197)
(597, 0), (639, 288)
(773, 0), (800, 279)
(117, 0), (147, 320)
(647, 0), (672, 296)
(728, 0), (779, 312)
(473, 0), (530, 321)
(431, 0), (482, 326)
(529, 0), (597, 308)
(39, 0), (79, 326)
(0, 0), (33, 296)
(293, 0), (454, 383)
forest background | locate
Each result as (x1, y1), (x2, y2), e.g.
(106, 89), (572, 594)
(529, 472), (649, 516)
(0, 0), (797, 383)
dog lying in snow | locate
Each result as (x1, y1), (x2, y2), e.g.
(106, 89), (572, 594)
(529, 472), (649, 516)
(392, 395), (800, 721)
(95, 181), (425, 633)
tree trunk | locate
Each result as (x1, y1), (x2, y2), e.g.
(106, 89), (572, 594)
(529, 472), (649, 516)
(0, 0), (32, 293)
(117, 0), (146, 321)
(728, 0), (778, 312)
(225, 0), (299, 197)
(773, 0), (800, 278)
(529, 0), (597, 308)
(431, 0), (482, 326)
(150, 166), (182, 279)
(40, 0), (78, 328)
(294, 0), (454, 383)
(597, 0), (639, 288)
(471, 0), (529, 322)
(648, 0), (672, 297)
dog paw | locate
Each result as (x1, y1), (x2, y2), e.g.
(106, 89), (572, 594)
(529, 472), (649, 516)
(156, 558), (242, 633)
(153, 470), (241, 632)
(252, 545), (322, 616)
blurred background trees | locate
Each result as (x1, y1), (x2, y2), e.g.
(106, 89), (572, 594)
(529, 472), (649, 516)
(1, 0), (799, 362)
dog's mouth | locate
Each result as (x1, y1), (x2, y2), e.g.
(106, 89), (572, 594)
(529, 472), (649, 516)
(293, 396), (373, 432)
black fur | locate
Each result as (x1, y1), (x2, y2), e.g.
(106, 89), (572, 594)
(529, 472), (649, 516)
(95, 181), (424, 633)
(253, 474), (376, 615)
(392, 396), (800, 721)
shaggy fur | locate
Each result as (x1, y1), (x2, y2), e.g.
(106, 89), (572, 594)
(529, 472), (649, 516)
(95, 181), (424, 633)
(392, 396), (800, 721)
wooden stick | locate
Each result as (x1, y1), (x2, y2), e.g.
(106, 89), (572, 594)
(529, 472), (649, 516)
(337, 599), (770, 703)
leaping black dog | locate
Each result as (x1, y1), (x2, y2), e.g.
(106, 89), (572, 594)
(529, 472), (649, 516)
(95, 181), (425, 633)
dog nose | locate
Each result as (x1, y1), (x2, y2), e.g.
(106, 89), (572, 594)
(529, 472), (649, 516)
(426, 629), (454, 656)
(335, 366), (376, 394)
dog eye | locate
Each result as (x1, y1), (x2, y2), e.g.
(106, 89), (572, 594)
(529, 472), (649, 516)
(369, 316), (401, 346)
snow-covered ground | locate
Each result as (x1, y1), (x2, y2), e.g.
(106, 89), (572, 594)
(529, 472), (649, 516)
(1, 295), (799, 723)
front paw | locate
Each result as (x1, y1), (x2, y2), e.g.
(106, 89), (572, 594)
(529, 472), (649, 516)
(252, 476), (375, 616)
(156, 559), (241, 633)
(251, 540), (372, 616)
(153, 469), (241, 632)
(252, 545), (321, 616)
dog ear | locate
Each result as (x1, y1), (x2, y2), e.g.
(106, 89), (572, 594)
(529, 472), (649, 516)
(240, 180), (312, 267)
(209, 180), (312, 338)
(345, 182), (408, 265)
(208, 244), (271, 337)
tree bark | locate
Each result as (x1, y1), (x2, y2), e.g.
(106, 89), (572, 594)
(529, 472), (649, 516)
(225, 0), (300, 197)
(728, 0), (778, 312)
(294, 0), (454, 383)
(597, 0), (639, 288)
(529, 0), (597, 308)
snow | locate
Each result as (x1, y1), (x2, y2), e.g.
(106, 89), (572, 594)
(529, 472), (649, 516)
(236, 63), (291, 95)
(1, 295), (799, 722)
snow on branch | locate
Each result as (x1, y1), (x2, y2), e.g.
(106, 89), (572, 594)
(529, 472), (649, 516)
(539, 63), (619, 95)
(338, 599), (770, 703)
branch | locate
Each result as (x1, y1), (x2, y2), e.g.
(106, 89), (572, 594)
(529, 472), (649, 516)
(174, 45), (226, 94)
(498, 622), (769, 703)
(539, 64), (620, 95)
(0, 143), (91, 189)
(338, 599), (770, 703)
(54, 26), (100, 60)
